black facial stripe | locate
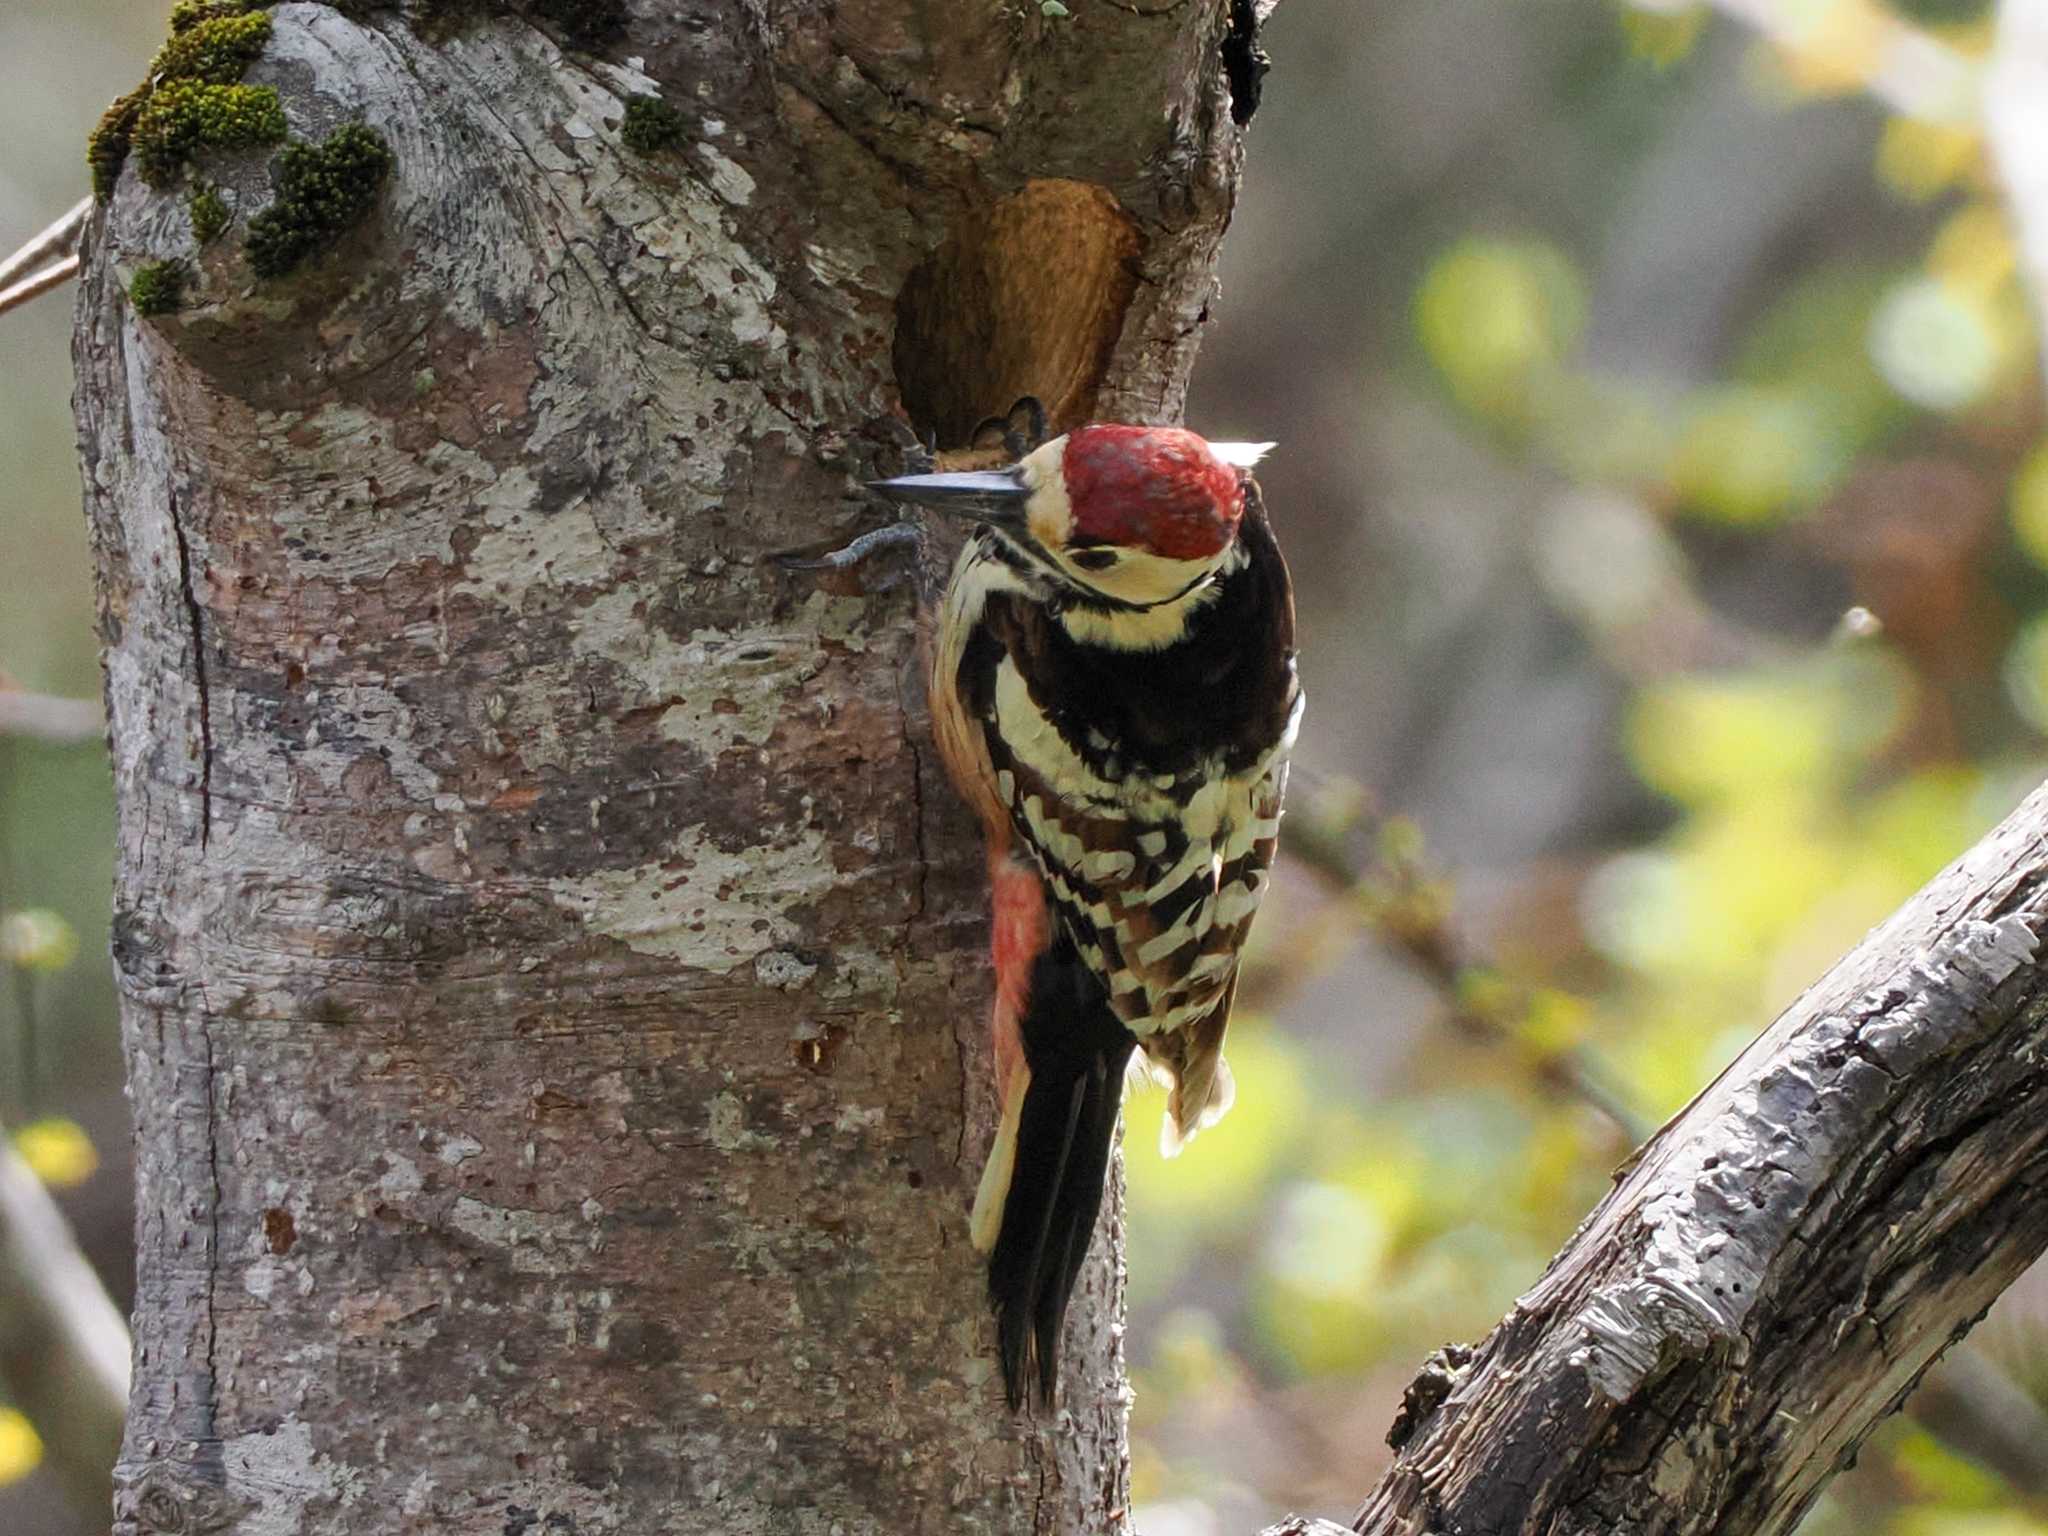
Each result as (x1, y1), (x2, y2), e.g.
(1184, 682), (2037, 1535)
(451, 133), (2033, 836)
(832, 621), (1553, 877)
(988, 529), (1217, 613)
(990, 530), (1071, 586)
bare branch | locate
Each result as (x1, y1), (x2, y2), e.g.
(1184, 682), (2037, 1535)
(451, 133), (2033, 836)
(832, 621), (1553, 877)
(1349, 780), (2048, 1535)
(1279, 782), (2048, 1510)
(0, 690), (101, 745)
(0, 1131), (130, 1517)
(0, 255), (80, 320)
(0, 196), (89, 293)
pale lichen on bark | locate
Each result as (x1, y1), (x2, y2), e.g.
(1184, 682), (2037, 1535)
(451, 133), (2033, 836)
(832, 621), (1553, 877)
(80, 1), (1249, 1532)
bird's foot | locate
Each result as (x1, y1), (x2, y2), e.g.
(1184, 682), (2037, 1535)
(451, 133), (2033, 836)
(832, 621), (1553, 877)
(772, 519), (925, 573)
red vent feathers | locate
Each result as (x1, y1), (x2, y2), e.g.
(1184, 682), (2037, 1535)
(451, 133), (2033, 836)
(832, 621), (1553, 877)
(1061, 426), (1245, 560)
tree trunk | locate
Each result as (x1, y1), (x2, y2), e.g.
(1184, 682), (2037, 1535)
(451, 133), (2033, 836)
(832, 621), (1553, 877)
(74, 4), (1248, 1531)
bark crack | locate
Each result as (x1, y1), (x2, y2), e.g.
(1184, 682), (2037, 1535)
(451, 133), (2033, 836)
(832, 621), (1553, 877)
(902, 687), (930, 928)
(199, 1012), (224, 1457)
(570, 233), (653, 339)
(168, 487), (213, 851)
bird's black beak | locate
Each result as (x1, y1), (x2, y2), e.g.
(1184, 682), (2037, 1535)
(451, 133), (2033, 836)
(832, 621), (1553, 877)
(868, 468), (1028, 531)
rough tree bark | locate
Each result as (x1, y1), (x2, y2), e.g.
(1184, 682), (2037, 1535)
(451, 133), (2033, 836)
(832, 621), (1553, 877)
(1343, 785), (2048, 1534)
(74, 3), (1250, 1531)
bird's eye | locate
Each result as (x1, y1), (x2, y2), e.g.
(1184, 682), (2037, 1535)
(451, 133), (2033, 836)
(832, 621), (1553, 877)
(1070, 549), (1119, 572)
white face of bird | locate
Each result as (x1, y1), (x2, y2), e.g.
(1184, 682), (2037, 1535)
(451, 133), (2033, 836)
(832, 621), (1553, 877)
(872, 427), (1274, 612)
(1007, 437), (1224, 609)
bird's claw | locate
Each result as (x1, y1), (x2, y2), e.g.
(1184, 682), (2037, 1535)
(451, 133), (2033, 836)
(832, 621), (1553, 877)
(772, 519), (925, 573)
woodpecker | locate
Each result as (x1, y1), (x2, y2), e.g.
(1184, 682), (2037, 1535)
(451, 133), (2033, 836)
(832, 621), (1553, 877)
(871, 421), (1302, 1409)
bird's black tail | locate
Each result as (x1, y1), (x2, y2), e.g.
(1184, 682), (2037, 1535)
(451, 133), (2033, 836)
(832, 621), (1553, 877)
(984, 932), (1138, 1410)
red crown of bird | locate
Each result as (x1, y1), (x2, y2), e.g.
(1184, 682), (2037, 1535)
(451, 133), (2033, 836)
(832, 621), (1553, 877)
(1061, 425), (1247, 561)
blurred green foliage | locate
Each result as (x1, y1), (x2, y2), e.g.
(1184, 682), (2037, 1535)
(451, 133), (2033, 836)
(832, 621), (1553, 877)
(1135, 0), (2048, 1529)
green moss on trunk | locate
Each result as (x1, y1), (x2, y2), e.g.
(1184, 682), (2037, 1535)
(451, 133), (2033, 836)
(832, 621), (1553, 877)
(189, 183), (231, 244)
(244, 124), (395, 279)
(89, 92), (145, 204)
(87, 6), (277, 202)
(621, 96), (686, 154)
(150, 11), (272, 83)
(132, 81), (288, 189)
(128, 261), (187, 317)
(167, 0), (263, 32)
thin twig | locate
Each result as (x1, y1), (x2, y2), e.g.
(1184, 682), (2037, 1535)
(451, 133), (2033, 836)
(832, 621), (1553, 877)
(0, 690), (102, 745)
(1352, 783), (2048, 1532)
(0, 196), (89, 293)
(0, 255), (80, 321)
(1277, 791), (1650, 1145)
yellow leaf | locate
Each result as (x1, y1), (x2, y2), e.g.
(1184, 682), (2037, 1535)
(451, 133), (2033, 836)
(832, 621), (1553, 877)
(1928, 203), (2018, 301)
(1626, 673), (1826, 803)
(0, 1409), (42, 1486)
(1629, 653), (1909, 806)
(1761, 0), (1887, 100)
(14, 1118), (99, 1189)
(1666, 386), (1838, 525)
(2012, 441), (2048, 570)
(0, 910), (79, 973)
(1518, 987), (1590, 1055)
(1876, 117), (1981, 202)
(1618, 3), (1707, 69)
(1414, 238), (1586, 424)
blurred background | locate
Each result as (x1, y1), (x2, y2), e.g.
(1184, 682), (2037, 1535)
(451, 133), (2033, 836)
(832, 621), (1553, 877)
(1, 0), (162, 1529)
(5, 0), (2048, 1531)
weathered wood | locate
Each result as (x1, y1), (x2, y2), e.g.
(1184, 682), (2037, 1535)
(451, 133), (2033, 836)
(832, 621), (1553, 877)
(1352, 782), (2048, 1535)
(75, 3), (1250, 1531)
